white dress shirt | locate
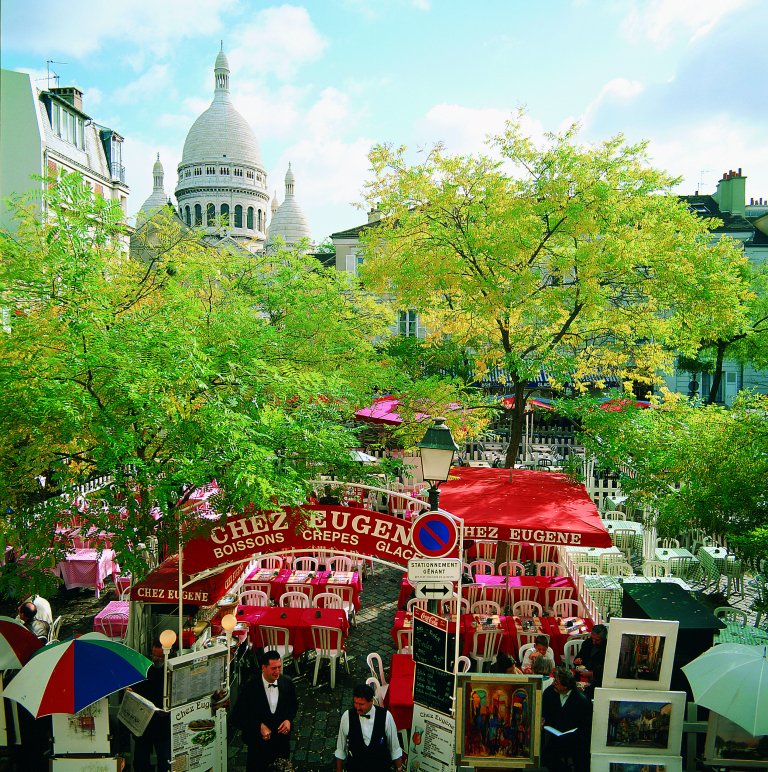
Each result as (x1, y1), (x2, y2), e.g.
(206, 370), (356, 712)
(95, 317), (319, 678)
(334, 706), (402, 761)
(263, 676), (279, 713)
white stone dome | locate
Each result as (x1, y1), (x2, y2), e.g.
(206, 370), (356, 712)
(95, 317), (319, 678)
(267, 164), (312, 248)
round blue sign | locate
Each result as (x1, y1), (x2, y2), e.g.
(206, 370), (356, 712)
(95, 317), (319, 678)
(411, 512), (458, 558)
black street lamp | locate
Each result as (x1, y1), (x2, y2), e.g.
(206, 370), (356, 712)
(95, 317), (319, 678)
(417, 417), (459, 511)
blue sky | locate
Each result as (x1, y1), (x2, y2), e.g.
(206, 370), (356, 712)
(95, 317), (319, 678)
(2, 0), (766, 240)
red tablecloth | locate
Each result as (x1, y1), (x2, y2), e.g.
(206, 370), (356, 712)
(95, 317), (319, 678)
(383, 653), (415, 731)
(214, 605), (349, 657)
(55, 548), (119, 598)
(245, 568), (362, 610)
(93, 600), (129, 637)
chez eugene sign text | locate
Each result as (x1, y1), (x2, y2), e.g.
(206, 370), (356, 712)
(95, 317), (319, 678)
(182, 505), (587, 575)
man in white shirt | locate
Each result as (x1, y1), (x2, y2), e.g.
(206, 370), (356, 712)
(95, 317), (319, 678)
(335, 683), (403, 772)
(521, 635), (552, 673)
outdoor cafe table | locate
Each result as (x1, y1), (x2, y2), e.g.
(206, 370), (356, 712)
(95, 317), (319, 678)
(213, 605), (349, 657)
(714, 622), (768, 646)
(602, 520), (644, 554)
(697, 545), (737, 586)
(384, 653), (416, 731)
(654, 548), (702, 581)
(54, 548), (119, 598)
(93, 600), (129, 638)
(507, 614), (594, 663)
(583, 575), (692, 618)
(245, 567), (362, 610)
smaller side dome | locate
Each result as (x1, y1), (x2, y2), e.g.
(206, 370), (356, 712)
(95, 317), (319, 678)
(266, 163), (312, 249)
(137, 153), (169, 223)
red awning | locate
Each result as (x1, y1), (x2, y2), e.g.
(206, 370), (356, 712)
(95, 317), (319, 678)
(438, 467), (611, 548)
(130, 556), (245, 606)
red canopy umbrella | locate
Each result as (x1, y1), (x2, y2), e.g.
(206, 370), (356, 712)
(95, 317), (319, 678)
(354, 397), (408, 426)
(0, 616), (44, 670)
(438, 467), (611, 548)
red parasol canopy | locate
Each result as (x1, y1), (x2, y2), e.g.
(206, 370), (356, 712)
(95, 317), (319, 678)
(438, 467), (611, 548)
(129, 556), (245, 605)
(353, 396), (409, 426)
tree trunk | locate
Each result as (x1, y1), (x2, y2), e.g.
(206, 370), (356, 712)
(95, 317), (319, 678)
(706, 341), (727, 404)
(503, 381), (527, 468)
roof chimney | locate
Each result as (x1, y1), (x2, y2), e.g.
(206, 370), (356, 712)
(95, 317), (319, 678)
(50, 86), (84, 112)
(368, 208), (382, 224)
(713, 168), (747, 216)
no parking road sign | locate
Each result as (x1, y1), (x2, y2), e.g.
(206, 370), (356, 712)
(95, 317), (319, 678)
(410, 511), (459, 559)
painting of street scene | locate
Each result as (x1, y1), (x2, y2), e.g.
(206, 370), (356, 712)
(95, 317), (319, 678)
(463, 682), (535, 761)
(607, 700), (672, 749)
(616, 634), (666, 682)
(708, 715), (768, 765)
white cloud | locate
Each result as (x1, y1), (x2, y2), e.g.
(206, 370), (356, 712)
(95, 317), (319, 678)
(228, 6), (328, 82)
(113, 65), (171, 105)
(621, 0), (749, 48)
(2, 0), (237, 57)
(582, 78), (646, 131)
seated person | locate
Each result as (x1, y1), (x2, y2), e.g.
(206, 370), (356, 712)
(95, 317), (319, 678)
(541, 667), (592, 772)
(490, 651), (522, 674)
(532, 655), (555, 690)
(18, 602), (49, 641)
(521, 634), (552, 673)
(573, 624), (607, 691)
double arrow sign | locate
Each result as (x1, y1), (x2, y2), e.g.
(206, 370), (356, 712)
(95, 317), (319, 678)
(414, 582), (454, 600)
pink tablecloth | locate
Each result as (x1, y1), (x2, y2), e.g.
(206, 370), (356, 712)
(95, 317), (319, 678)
(55, 549), (119, 598)
(245, 568), (362, 610)
(93, 600), (129, 637)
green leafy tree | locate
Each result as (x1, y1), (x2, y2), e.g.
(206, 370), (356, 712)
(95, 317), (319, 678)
(0, 173), (392, 595)
(359, 117), (751, 466)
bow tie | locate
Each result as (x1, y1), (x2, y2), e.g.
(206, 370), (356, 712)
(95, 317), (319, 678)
(361, 713), (372, 719)
(268, 684), (278, 688)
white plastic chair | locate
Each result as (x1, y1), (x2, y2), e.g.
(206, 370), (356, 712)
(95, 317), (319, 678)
(605, 562), (634, 577)
(508, 586), (538, 605)
(562, 635), (590, 668)
(641, 561), (666, 578)
(469, 628), (502, 673)
(474, 540), (497, 561)
(536, 562), (565, 577)
(293, 556), (318, 572)
(242, 581), (272, 598)
(573, 562), (600, 576)
(469, 560), (495, 576)
(327, 584), (356, 626)
(407, 597), (430, 613)
(532, 545), (557, 563)
(366, 652), (388, 689)
(48, 615), (63, 643)
(602, 510), (628, 520)
(552, 599), (585, 619)
(544, 587), (574, 611)
(279, 591), (310, 608)
(239, 589), (269, 607)
(285, 583), (314, 604)
(471, 600), (502, 616)
(658, 537), (680, 549)
(441, 596), (469, 617)
(366, 676), (386, 706)
(714, 606), (748, 626)
(101, 612), (128, 642)
(311, 625), (349, 688)
(455, 655), (472, 673)
(259, 625), (298, 674)
(313, 592), (343, 610)
(498, 561), (526, 577)
(612, 528), (636, 561)
(396, 628), (412, 655)
(258, 556), (283, 571)
(512, 600), (543, 618)
(327, 556), (353, 573)
(599, 553), (625, 573)
(464, 584), (485, 609)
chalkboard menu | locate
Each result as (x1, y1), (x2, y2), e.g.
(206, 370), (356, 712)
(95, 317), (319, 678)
(413, 613), (456, 672)
(413, 663), (455, 716)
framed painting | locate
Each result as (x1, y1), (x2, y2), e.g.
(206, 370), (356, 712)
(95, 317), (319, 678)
(591, 688), (686, 756)
(704, 712), (768, 768)
(591, 753), (683, 772)
(455, 674), (542, 768)
(602, 618), (679, 690)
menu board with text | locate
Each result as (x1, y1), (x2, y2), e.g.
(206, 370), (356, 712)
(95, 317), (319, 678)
(168, 646), (227, 708)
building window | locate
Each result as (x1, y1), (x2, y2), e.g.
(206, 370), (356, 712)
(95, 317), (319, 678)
(194, 204), (202, 226)
(220, 166), (229, 176)
(234, 168), (243, 177)
(247, 207), (254, 229)
(220, 203), (229, 226)
(206, 203), (215, 226)
(185, 206), (191, 226)
(206, 166), (216, 175)
(194, 167), (202, 177)
(52, 103), (61, 135)
(246, 170), (254, 180)
(398, 310), (418, 337)
(234, 204), (243, 228)
(257, 209), (262, 231)
(184, 169), (191, 178)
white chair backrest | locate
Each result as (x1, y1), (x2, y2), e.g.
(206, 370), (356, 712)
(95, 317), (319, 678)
(573, 562), (600, 576)
(470, 560), (495, 576)
(552, 599), (584, 618)
(471, 628), (502, 660)
(396, 627), (413, 654)
(118, 583), (132, 601)
(366, 676), (384, 706)
(605, 562), (634, 577)
(366, 651), (388, 686)
(499, 561), (526, 577)
(602, 510), (628, 520)
(280, 591), (310, 608)
(240, 589), (269, 607)
(532, 544), (557, 563)
(714, 606), (748, 625)
(259, 556), (283, 570)
(659, 538), (680, 549)
(509, 586), (538, 604)
(474, 540), (497, 561)
(293, 557), (318, 572)
(442, 596), (469, 617)
(512, 600), (543, 618)
(536, 562), (565, 577)
(544, 587), (574, 608)
(327, 556), (353, 573)
(519, 641), (555, 664)
(407, 597), (430, 613)
(455, 655), (472, 673)
(599, 553), (625, 572)
(562, 635), (589, 667)
(311, 624), (344, 653)
(313, 592), (343, 610)
(464, 584), (485, 609)
(285, 583), (314, 603)
(642, 561), (666, 578)
(327, 584), (354, 609)
(471, 600), (502, 616)
(243, 581), (272, 598)
(48, 615), (63, 643)
(259, 625), (290, 653)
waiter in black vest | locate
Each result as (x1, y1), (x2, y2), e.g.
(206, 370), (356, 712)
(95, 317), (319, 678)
(231, 650), (297, 771)
(335, 683), (403, 772)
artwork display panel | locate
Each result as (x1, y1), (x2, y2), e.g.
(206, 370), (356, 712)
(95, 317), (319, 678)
(591, 754), (683, 772)
(455, 674), (542, 768)
(704, 712), (768, 768)
(602, 618), (679, 690)
(591, 688), (686, 756)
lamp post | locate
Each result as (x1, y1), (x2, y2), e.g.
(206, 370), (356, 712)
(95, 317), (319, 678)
(417, 417), (459, 511)
(220, 613), (237, 693)
(159, 628), (177, 711)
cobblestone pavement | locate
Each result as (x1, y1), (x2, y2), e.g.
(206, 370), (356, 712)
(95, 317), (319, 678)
(2, 561), (765, 771)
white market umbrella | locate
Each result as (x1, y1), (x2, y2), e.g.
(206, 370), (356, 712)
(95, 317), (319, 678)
(682, 643), (768, 736)
(350, 450), (378, 463)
